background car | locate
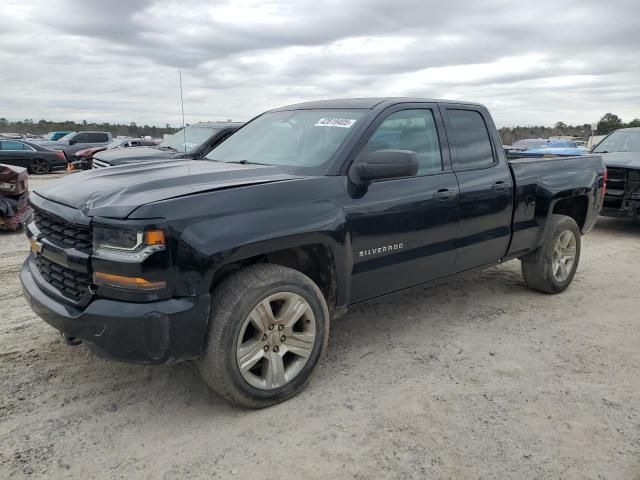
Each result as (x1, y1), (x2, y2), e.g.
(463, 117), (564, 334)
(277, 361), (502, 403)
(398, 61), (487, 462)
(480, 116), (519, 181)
(92, 122), (242, 168)
(37, 131), (113, 159)
(592, 127), (640, 218)
(34, 131), (74, 142)
(506, 141), (588, 159)
(72, 137), (159, 170)
(0, 139), (67, 174)
(509, 138), (550, 151)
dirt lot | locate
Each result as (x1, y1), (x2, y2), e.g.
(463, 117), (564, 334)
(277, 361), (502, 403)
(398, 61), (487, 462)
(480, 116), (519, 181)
(1, 173), (639, 479)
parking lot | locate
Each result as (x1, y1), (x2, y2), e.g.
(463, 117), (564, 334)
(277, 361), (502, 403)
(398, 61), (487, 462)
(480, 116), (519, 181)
(1, 173), (639, 479)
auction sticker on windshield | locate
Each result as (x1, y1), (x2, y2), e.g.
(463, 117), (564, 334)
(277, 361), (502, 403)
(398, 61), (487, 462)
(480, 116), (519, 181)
(314, 118), (357, 128)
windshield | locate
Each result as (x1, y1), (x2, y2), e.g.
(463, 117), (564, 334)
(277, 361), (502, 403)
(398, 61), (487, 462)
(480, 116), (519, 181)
(205, 110), (365, 172)
(159, 125), (217, 153)
(57, 133), (75, 142)
(106, 139), (128, 149)
(593, 130), (640, 153)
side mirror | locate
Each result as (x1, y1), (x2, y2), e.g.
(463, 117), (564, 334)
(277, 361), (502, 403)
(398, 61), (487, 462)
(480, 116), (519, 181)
(68, 139), (77, 145)
(350, 149), (419, 184)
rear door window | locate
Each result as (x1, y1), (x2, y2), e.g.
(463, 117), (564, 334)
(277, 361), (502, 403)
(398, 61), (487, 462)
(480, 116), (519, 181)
(89, 133), (109, 142)
(447, 109), (495, 170)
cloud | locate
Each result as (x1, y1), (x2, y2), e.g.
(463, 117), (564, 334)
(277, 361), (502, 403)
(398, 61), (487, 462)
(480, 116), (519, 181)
(0, 0), (638, 127)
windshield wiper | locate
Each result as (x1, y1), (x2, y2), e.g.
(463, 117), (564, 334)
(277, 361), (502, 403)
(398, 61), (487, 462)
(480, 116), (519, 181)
(226, 160), (270, 166)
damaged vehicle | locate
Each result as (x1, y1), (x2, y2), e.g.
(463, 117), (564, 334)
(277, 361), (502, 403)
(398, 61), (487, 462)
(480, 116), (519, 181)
(0, 164), (31, 231)
(21, 98), (605, 408)
(592, 127), (640, 219)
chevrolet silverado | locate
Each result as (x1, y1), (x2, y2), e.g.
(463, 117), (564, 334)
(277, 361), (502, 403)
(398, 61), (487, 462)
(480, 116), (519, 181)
(21, 98), (606, 408)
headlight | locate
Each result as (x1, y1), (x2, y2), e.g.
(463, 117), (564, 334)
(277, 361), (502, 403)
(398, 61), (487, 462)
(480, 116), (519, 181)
(0, 182), (17, 192)
(93, 226), (166, 263)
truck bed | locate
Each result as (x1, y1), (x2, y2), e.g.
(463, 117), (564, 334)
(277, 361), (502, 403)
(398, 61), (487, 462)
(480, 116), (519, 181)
(506, 154), (605, 258)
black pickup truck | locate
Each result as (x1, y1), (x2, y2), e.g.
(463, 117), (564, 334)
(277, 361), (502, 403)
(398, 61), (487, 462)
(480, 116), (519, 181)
(21, 98), (605, 408)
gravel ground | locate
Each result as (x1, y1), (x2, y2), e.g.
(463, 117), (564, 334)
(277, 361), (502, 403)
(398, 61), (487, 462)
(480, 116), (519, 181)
(1, 173), (639, 479)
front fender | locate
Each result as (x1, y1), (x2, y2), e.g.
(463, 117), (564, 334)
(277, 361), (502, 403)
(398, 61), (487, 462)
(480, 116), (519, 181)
(181, 207), (349, 299)
(165, 179), (351, 303)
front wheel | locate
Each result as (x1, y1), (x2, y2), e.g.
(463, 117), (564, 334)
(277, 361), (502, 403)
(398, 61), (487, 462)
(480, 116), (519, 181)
(521, 214), (581, 293)
(198, 264), (330, 408)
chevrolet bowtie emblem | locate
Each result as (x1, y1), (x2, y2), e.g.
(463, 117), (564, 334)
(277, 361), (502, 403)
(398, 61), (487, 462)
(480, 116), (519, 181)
(30, 238), (43, 254)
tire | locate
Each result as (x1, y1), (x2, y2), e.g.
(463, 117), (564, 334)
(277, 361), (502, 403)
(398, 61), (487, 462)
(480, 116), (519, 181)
(29, 158), (50, 175)
(198, 264), (330, 408)
(521, 214), (581, 294)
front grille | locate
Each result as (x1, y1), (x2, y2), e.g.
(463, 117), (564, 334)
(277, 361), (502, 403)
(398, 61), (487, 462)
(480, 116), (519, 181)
(606, 168), (626, 196)
(36, 255), (91, 303)
(92, 158), (111, 169)
(33, 209), (92, 253)
(629, 170), (640, 199)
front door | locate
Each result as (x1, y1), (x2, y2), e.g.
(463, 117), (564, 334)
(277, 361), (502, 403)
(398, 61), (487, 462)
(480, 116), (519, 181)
(345, 105), (460, 303)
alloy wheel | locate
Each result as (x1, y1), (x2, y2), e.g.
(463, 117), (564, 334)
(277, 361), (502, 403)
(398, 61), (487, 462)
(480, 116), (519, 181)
(236, 292), (316, 390)
(31, 158), (49, 174)
(552, 230), (577, 282)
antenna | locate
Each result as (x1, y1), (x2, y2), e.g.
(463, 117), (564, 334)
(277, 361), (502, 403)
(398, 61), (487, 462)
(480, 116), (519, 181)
(179, 69), (187, 155)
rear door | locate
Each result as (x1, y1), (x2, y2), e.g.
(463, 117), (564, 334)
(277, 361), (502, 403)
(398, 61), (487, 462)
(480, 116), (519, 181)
(441, 105), (513, 272)
(0, 140), (33, 168)
(346, 104), (460, 302)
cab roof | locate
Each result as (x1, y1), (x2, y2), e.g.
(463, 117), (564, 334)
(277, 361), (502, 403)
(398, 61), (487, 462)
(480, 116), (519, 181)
(270, 97), (483, 112)
(194, 121), (244, 128)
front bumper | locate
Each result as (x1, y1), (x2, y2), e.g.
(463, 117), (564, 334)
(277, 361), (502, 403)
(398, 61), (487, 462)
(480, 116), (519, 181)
(21, 260), (210, 364)
(601, 201), (640, 218)
(70, 157), (92, 170)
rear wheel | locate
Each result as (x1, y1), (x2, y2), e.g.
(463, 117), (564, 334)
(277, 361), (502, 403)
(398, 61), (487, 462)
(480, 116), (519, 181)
(198, 264), (330, 408)
(29, 158), (50, 174)
(521, 214), (581, 293)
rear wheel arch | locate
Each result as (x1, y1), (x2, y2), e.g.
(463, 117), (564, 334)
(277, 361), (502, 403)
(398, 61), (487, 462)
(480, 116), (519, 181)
(521, 214), (581, 293)
(550, 195), (589, 232)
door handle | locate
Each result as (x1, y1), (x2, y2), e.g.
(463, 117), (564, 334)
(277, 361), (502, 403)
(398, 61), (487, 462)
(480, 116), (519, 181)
(434, 189), (457, 201)
(493, 181), (508, 192)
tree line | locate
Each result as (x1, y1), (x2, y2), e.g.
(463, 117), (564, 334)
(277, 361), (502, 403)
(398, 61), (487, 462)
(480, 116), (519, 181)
(499, 113), (640, 146)
(2, 112), (639, 145)
(0, 118), (179, 138)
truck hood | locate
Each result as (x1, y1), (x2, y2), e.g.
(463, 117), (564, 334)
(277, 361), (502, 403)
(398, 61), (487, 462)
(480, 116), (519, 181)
(599, 152), (640, 169)
(94, 146), (180, 165)
(34, 159), (300, 218)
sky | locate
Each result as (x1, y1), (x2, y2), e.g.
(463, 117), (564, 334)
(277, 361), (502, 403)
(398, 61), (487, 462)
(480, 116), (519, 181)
(1, 0), (639, 128)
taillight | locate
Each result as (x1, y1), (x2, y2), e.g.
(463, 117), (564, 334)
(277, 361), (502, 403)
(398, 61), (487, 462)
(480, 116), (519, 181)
(602, 168), (607, 198)
(56, 150), (66, 161)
